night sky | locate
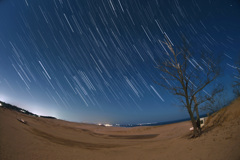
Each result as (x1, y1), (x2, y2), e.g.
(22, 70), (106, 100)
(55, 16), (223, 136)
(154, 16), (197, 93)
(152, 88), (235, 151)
(0, 0), (239, 124)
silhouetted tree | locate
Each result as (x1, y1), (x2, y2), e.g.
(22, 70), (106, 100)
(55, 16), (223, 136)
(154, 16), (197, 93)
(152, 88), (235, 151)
(233, 56), (240, 97)
(156, 37), (221, 137)
(198, 84), (225, 113)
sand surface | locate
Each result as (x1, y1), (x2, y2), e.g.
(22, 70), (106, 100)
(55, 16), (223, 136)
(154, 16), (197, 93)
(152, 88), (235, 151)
(1, 98), (240, 160)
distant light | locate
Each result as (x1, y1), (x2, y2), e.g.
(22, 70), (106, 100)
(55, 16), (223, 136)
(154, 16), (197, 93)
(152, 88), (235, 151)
(98, 123), (112, 127)
(104, 124), (113, 127)
(0, 103), (2, 106)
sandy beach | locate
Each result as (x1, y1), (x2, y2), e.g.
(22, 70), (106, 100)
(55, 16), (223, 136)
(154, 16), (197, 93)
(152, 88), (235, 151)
(1, 98), (240, 160)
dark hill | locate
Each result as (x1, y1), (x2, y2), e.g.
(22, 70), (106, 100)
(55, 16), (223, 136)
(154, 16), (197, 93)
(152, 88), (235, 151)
(0, 101), (56, 119)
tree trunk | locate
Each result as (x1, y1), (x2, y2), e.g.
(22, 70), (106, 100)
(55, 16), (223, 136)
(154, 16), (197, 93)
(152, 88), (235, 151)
(194, 96), (201, 133)
(187, 105), (198, 137)
(193, 96), (200, 120)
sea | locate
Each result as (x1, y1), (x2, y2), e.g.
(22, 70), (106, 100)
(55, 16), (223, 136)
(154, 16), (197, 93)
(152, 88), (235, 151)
(113, 113), (209, 128)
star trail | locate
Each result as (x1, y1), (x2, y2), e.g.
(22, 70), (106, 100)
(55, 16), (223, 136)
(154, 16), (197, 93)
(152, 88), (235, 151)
(0, 0), (239, 124)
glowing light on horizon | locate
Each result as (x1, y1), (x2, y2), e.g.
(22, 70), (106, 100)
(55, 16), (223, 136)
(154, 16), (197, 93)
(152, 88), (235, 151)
(0, 94), (10, 103)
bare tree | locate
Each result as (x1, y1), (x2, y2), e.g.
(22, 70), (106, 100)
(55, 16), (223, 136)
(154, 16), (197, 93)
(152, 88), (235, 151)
(156, 37), (221, 137)
(233, 57), (240, 97)
(197, 84), (224, 113)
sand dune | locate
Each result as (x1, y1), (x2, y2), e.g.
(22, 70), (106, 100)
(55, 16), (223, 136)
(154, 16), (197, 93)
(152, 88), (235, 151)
(1, 98), (240, 160)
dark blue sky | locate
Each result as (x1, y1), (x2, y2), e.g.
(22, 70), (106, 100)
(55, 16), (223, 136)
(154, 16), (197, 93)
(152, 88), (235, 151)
(0, 0), (239, 124)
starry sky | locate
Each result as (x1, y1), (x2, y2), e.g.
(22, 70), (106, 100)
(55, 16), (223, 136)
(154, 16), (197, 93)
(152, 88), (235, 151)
(0, 0), (239, 124)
